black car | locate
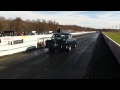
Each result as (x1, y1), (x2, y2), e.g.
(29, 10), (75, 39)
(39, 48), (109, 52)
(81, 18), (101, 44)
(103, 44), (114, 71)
(45, 32), (77, 52)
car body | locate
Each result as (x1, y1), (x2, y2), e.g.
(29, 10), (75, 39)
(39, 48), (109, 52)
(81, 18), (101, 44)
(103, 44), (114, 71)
(45, 32), (77, 52)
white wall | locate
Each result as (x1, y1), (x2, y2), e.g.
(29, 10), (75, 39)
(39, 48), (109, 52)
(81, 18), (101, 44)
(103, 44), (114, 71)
(0, 31), (96, 57)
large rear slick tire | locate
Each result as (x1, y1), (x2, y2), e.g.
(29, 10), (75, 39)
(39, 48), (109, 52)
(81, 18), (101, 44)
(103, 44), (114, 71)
(49, 48), (55, 53)
(66, 46), (72, 52)
(72, 44), (77, 48)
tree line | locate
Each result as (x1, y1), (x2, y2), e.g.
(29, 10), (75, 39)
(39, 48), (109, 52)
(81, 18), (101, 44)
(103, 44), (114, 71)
(0, 16), (59, 33)
(0, 16), (98, 33)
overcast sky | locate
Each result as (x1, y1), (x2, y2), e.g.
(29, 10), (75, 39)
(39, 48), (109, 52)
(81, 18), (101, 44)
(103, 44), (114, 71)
(0, 11), (120, 29)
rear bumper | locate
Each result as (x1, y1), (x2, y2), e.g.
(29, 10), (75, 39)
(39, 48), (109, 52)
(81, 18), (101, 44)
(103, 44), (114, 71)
(45, 45), (61, 49)
(45, 42), (69, 49)
(45, 44), (68, 48)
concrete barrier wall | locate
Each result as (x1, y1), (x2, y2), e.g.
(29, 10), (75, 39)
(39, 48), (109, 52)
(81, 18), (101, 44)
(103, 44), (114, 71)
(0, 31), (96, 57)
(0, 36), (37, 56)
(102, 33), (120, 64)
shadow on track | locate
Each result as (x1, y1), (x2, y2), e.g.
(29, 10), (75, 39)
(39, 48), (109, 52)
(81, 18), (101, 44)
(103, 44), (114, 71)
(84, 32), (120, 79)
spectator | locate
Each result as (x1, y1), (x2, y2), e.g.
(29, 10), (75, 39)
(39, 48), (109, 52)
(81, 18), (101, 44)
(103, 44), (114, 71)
(17, 32), (22, 36)
(57, 27), (62, 33)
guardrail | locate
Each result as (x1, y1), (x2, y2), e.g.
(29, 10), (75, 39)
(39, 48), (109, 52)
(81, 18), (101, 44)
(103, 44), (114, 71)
(0, 31), (96, 57)
(102, 32), (120, 64)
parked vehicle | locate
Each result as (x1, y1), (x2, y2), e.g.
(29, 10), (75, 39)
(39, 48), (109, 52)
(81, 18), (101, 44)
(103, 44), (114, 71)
(1, 31), (15, 36)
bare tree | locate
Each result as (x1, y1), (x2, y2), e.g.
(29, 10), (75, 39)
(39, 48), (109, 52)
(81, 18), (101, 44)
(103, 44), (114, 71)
(0, 16), (98, 33)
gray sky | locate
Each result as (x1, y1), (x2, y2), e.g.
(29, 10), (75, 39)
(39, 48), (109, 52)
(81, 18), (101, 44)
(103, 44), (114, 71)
(0, 11), (120, 29)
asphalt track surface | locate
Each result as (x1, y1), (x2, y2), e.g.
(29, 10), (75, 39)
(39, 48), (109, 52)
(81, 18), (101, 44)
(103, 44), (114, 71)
(87, 33), (120, 79)
(0, 32), (120, 79)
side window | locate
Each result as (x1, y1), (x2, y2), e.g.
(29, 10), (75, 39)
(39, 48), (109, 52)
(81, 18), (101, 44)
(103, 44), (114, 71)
(68, 35), (72, 39)
(65, 35), (69, 39)
(70, 35), (73, 39)
(51, 34), (56, 39)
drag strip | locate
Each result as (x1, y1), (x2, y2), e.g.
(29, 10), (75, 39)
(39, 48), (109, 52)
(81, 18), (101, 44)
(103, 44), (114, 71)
(0, 32), (99, 79)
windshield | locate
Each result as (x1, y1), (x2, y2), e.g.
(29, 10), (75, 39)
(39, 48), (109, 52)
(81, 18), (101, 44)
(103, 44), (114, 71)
(51, 34), (69, 40)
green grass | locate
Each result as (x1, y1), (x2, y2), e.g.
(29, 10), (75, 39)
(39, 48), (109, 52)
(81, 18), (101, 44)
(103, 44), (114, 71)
(103, 32), (120, 44)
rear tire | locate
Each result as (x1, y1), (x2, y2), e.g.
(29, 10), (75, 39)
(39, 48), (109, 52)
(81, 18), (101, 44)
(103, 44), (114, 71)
(72, 44), (77, 48)
(49, 48), (55, 53)
(59, 46), (63, 52)
(66, 46), (71, 52)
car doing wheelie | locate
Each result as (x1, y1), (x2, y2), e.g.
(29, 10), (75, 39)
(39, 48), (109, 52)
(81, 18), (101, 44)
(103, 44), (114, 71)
(45, 32), (77, 52)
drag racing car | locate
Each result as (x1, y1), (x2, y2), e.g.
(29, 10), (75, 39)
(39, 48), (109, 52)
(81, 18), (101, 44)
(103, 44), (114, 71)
(45, 32), (77, 52)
